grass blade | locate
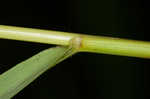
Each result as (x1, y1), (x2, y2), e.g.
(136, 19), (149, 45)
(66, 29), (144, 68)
(0, 37), (80, 99)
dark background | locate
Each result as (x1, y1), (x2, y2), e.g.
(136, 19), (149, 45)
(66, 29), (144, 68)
(0, 0), (149, 99)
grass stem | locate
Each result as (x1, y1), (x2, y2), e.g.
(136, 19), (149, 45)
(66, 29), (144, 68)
(1, 25), (150, 58)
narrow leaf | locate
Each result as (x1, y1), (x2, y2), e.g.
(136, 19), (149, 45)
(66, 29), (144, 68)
(0, 37), (80, 99)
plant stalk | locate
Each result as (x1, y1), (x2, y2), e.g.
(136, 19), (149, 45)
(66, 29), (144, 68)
(0, 25), (150, 58)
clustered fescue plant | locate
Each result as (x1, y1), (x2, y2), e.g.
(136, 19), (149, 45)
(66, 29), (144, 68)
(0, 25), (150, 98)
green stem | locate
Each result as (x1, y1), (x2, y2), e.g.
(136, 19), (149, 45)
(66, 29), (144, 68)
(0, 25), (150, 58)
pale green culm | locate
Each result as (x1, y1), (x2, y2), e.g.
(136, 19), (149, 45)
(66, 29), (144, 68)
(0, 41), (78, 99)
(1, 25), (150, 58)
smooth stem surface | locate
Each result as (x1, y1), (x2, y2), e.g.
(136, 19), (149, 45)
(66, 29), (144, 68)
(1, 25), (150, 58)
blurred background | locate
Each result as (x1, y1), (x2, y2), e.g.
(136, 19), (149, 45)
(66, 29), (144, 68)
(0, 0), (149, 99)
